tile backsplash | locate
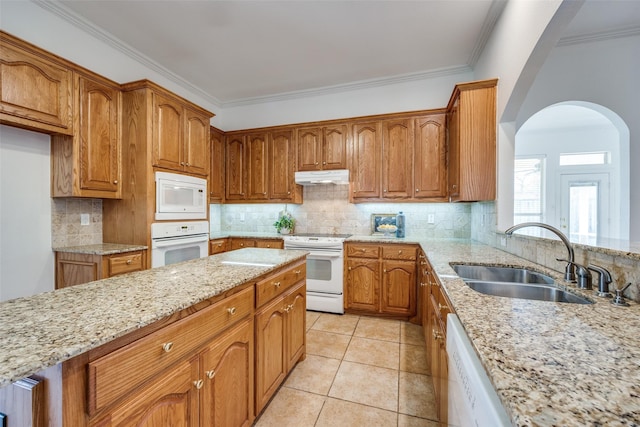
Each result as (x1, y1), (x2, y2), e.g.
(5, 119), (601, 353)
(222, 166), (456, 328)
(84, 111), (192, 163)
(212, 185), (472, 238)
(471, 201), (640, 302)
(51, 198), (102, 248)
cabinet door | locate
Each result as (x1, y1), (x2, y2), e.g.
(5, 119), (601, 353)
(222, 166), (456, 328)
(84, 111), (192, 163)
(285, 284), (306, 369)
(351, 122), (381, 200)
(209, 128), (225, 202)
(184, 109), (209, 176)
(447, 100), (460, 200)
(345, 258), (379, 312)
(414, 114), (446, 199)
(0, 39), (73, 134)
(270, 130), (297, 201)
(254, 295), (287, 413)
(381, 260), (416, 316)
(200, 319), (254, 427)
(102, 358), (199, 426)
(382, 119), (412, 199)
(153, 93), (184, 171)
(297, 127), (322, 171)
(78, 75), (120, 193)
(209, 239), (229, 255)
(225, 135), (246, 200)
(246, 132), (269, 200)
(323, 124), (348, 169)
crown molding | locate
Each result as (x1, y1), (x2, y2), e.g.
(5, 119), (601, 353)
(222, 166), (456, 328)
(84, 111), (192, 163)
(220, 65), (473, 108)
(468, 0), (508, 67)
(558, 25), (640, 47)
(33, 0), (223, 107)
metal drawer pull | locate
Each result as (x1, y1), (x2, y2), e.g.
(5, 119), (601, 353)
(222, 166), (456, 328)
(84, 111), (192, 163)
(273, 281), (281, 288)
(206, 370), (216, 379)
(294, 270), (301, 274)
(194, 379), (204, 389)
(126, 259), (132, 265)
(162, 342), (173, 353)
(227, 307), (237, 315)
(433, 329), (442, 340)
(439, 303), (447, 311)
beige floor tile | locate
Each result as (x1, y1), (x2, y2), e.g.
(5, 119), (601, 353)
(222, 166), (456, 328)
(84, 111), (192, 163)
(400, 343), (430, 374)
(311, 313), (360, 335)
(285, 354), (341, 395)
(316, 398), (398, 427)
(329, 361), (399, 412)
(398, 371), (438, 420)
(398, 414), (441, 427)
(306, 329), (352, 359)
(401, 322), (425, 346)
(344, 337), (400, 370)
(254, 387), (326, 427)
(306, 311), (321, 331)
(354, 317), (401, 342)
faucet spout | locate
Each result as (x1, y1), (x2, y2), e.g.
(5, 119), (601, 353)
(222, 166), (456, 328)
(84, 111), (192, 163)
(504, 222), (576, 282)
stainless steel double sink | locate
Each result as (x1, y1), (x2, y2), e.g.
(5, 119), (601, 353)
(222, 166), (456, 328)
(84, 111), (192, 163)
(452, 264), (593, 305)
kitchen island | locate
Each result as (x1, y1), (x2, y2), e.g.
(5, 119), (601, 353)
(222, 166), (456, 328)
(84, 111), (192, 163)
(0, 248), (308, 426)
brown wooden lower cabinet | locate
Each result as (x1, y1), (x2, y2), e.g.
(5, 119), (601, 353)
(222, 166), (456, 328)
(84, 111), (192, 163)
(345, 243), (417, 318)
(254, 280), (306, 414)
(230, 237), (283, 250)
(55, 250), (145, 289)
(209, 238), (229, 255)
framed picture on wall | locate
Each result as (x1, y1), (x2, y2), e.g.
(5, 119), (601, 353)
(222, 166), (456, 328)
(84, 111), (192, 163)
(371, 214), (397, 235)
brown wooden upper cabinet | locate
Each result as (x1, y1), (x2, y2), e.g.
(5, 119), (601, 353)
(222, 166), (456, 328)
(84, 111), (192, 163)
(0, 31), (73, 135)
(225, 130), (302, 203)
(350, 112), (447, 202)
(209, 127), (225, 203)
(51, 72), (122, 198)
(296, 124), (347, 171)
(152, 93), (210, 177)
(447, 79), (497, 202)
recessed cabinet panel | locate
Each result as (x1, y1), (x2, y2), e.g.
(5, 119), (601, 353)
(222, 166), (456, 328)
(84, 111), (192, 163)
(351, 122), (381, 199)
(153, 94), (184, 171)
(323, 124), (348, 169)
(247, 133), (269, 200)
(270, 130), (296, 201)
(297, 127), (322, 171)
(0, 36), (73, 134)
(209, 128), (225, 202)
(226, 135), (246, 200)
(414, 115), (446, 199)
(184, 111), (209, 176)
(382, 119), (413, 198)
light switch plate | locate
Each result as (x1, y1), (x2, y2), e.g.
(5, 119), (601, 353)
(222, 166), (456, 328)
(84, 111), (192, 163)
(427, 214), (435, 224)
(80, 213), (90, 225)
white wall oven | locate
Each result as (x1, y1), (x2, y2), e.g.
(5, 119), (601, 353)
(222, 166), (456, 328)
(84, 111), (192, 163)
(283, 234), (351, 314)
(151, 221), (209, 268)
(155, 172), (207, 220)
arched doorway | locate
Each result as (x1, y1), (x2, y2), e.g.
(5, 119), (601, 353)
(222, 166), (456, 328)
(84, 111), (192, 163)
(514, 101), (630, 243)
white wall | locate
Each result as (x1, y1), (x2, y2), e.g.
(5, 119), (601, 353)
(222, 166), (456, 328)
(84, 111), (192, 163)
(220, 71), (473, 130)
(515, 34), (640, 240)
(472, 0), (583, 231)
(0, 126), (54, 301)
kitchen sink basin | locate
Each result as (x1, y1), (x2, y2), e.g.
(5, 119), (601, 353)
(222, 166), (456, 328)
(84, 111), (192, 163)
(452, 264), (555, 284)
(452, 264), (593, 304)
(463, 280), (593, 304)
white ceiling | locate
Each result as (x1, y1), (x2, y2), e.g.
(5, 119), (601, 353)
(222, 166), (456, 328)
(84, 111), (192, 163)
(53, 0), (640, 107)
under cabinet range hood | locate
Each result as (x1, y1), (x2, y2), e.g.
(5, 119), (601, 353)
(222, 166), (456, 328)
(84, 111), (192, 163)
(294, 169), (350, 186)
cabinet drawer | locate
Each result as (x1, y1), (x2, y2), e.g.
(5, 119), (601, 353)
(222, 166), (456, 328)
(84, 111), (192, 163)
(256, 261), (306, 307)
(255, 239), (283, 249)
(382, 244), (417, 261)
(88, 286), (253, 415)
(107, 252), (143, 277)
(209, 239), (229, 255)
(346, 244), (379, 258)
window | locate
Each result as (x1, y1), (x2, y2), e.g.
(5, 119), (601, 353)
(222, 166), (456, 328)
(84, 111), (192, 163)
(514, 157), (545, 226)
(559, 152), (608, 166)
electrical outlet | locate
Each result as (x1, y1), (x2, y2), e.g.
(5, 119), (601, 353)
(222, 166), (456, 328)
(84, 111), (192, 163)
(80, 213), (90, 226)
(500, 237), (507, 247)
(427, 214), (435, 224)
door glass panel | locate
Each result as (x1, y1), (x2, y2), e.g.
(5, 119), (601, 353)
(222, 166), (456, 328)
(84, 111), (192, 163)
(568, 182), (599, 243)
(165, 246), (201, 266)
(307, 258), (332, 281)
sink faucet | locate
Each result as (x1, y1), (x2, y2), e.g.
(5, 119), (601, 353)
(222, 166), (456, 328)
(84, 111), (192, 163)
(504, 222), (576, 282)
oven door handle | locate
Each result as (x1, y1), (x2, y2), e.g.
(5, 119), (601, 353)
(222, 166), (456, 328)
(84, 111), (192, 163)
(306, 251), (343, 259)
(152, 234), (209, 248)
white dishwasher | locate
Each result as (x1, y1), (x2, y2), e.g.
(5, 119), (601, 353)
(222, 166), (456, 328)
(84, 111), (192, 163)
(446, 314), (512, 427)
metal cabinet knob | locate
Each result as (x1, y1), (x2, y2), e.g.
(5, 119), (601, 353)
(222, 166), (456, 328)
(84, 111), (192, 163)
(126, 259), (132, 265)
(206, 370), (216, 379)
(162, 342), (173, 353)
(113, 180), (118, 184)
(273, 281), (281, 288)
(227, 307), (237, 315)
(194, 380), (204, 389)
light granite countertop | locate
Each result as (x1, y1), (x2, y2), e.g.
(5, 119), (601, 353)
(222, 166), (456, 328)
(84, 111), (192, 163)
(0, 248), (307, 388)
(417, 240), (639, 427)
(53, 243), (148, 255)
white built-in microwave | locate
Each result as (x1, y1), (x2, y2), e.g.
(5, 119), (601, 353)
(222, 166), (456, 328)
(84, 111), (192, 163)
(155, 172), (207, 220)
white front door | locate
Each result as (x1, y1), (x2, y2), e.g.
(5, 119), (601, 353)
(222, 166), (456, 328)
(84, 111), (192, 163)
(559, 173), (610, 243)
